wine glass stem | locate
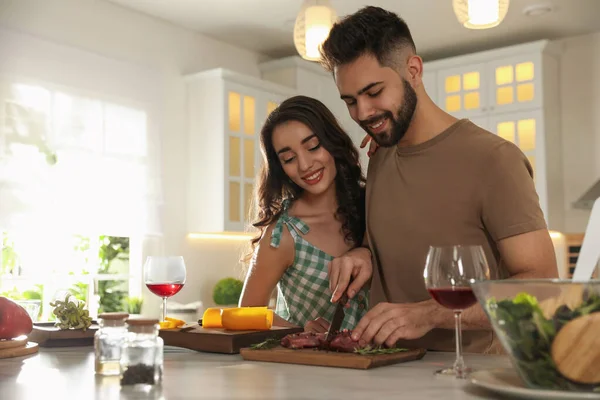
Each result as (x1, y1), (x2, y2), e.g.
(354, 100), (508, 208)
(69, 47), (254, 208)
(162, 297), (167, 322)
(454, 311), (466, 378)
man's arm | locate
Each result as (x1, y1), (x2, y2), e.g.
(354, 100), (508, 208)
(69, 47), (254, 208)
(448, 140), (559, 330)
(352, 229), (559, 345)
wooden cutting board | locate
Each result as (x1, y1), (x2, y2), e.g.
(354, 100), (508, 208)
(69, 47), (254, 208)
(0, 337), (28, 350)
(159, 324), (304, 354)
(0, 342), (39, 359)
(28, 322), (98, 347)
(240, 346), (427, 369)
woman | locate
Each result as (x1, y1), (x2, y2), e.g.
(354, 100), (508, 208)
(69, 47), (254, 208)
(239, 95), (369, 332)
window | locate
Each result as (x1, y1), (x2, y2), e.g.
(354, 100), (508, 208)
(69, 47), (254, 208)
(0, 78), (159, 320)
(0, 233), (136, 321)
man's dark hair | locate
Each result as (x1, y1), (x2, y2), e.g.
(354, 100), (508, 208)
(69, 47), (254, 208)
(320, 6), (416, 73)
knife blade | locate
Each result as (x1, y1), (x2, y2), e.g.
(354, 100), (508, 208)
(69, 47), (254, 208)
(325, 292), (349, 343)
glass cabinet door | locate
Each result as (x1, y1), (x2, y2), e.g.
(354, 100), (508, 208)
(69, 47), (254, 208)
(226, 86), (258, 230)
(226, 86), (284, 230)
(437, 63), (487, 118)
(487, 55), (541, 114)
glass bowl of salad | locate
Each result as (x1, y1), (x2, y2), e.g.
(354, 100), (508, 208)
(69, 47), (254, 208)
(472, 279), (600, 392)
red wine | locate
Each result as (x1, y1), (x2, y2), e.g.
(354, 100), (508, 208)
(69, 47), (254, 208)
(428, 287), (477, 310)
(146, 283), (184, 297)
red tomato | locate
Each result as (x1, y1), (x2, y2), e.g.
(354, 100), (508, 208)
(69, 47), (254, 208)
(0, 296), (33, 340)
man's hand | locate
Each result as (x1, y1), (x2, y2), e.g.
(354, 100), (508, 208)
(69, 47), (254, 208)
(328, 247), (372, 303)
(360, 135), (379, 157)
(304, 317), (330, 333)
(351, 300), (442, 347)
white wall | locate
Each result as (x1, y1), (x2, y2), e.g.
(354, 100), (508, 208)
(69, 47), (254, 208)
(557, 32), (600, 234)
(0, 0), (268, 317)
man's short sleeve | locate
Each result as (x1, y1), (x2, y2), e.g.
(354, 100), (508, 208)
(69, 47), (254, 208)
(481, 142), (548, 241)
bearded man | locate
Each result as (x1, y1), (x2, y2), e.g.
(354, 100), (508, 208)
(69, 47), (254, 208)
(322, 6), (558, 354)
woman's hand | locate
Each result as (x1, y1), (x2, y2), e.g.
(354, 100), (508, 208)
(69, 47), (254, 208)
(328, 247), (373, 303)
(360, 135), (380, 157)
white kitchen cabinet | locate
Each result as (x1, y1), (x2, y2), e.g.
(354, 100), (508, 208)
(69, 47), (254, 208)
(430, 41), (553, 119)
(185, 68), (295, 233)
(486, 54), (541, 114)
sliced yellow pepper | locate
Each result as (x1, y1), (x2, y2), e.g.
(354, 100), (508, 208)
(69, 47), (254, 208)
(159, 321), (176, 329)
(158, 316), (186, 330)
(165, 316), (185, 328)
(202, 308), (224, 328)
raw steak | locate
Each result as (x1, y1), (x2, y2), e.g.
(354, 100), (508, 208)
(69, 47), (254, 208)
(280, 332), (325, 349)
(328, 330), (361, 353)
(280, 330), (362, 352)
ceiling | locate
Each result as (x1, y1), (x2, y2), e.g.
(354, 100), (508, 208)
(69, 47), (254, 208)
(106, 0), (600, 61)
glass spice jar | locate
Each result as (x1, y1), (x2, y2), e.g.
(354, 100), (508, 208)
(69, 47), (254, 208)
(94, 312), (129, 376)
(120, 318), (164, 388)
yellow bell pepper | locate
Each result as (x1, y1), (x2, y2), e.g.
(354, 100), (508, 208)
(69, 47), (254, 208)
(221, 307), (273, 331)
(202, 306), (272, 330)
(165, 316), (185, 328)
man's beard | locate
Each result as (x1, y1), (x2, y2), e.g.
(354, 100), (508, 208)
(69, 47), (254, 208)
(360, 79), (417, 148)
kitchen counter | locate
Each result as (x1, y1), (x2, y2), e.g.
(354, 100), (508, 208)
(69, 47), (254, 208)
(0, 346), (512, 399)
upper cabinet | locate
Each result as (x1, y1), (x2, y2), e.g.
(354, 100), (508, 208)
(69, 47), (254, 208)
(437, 63), (488, 118)
(425, 40), (564, 231)
(185, 68), (295, 233)
(430, 43), (548, 118)
(487, 55), (540, 113)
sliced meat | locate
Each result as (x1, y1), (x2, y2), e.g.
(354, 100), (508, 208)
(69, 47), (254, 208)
(280, 329), (362, 352)
(328, 330), (361, 353)
(280, 332), (325, 349)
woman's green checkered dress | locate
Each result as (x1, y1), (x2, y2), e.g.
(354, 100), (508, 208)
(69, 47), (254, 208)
(271, 199), (368, 330)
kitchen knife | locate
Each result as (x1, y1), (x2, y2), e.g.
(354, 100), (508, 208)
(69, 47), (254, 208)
(325, 292), (349, 343)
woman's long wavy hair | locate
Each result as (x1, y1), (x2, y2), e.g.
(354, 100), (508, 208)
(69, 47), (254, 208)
(246, 95), (366, 260)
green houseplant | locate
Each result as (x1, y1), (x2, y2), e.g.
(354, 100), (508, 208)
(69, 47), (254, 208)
(212, 278), (243, 306)
(123, 296), (143, 315)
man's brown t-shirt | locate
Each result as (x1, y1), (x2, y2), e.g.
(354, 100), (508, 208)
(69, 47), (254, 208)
(365, 119), (547, 353)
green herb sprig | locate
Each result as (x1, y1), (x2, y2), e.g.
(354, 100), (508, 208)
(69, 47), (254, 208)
(49, 294), (93, 330)
(249, 338), (280, 350)
(353, 345), (409, 355)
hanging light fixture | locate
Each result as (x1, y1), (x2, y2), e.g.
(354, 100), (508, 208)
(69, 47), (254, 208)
(453, 0), (510, 29)
(293, 0), (337, 61)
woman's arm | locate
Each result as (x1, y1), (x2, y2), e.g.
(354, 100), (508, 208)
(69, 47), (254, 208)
(238, 223), (296, 327)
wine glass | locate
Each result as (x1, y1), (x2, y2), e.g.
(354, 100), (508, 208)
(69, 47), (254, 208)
(423, 245), (489, 379)
(143, 256), (186, 322)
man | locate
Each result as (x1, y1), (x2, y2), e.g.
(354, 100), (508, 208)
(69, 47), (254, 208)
(320, 6), (558, 353)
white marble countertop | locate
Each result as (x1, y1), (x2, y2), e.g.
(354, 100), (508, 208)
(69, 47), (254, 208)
(0, 346), (512, 399)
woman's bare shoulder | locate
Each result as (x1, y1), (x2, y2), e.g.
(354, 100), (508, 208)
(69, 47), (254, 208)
(254, 220), (295, 267)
